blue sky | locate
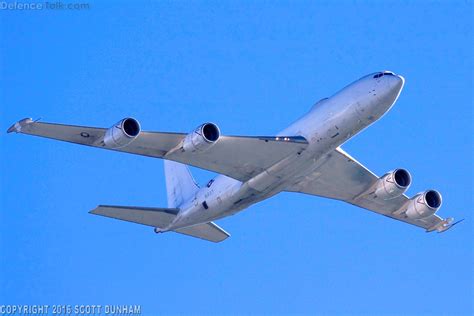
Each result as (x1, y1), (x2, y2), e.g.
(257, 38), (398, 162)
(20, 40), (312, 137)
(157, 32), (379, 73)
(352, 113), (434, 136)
(1, 1), (472, 315)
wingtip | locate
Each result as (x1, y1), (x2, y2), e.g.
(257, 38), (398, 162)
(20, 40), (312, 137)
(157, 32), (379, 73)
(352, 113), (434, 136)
(441, 218), (465, 232)
(89, 206), (100, 215)
(426, 217), (463, 233)
(7, 118), (33, 133)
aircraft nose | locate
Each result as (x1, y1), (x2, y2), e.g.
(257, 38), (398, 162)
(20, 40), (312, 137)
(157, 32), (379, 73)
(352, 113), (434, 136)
(383, 73), (404, 104)
(357, 71), (405, 120)
(392, 74), (405, 91)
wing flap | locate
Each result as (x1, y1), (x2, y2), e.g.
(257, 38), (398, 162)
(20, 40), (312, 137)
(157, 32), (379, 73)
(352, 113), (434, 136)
(165, 135), (308, 181)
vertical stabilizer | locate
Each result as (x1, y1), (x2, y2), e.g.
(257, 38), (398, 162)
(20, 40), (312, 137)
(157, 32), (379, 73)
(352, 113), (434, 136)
(164, 160), (199, 208)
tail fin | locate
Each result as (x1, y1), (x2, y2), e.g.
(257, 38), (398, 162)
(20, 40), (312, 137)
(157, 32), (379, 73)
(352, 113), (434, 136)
(164, 160), (199, 208)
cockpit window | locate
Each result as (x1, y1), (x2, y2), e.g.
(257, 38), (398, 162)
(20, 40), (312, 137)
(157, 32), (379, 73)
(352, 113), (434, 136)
(373, 71), (395, 78)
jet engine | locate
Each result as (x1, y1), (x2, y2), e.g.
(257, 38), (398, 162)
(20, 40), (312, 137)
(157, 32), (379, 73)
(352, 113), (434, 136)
(373, 169), (411, 200)
(405, 190), (442, 220)
(103, 118), (141, 148)
(183, 123), (220, 152)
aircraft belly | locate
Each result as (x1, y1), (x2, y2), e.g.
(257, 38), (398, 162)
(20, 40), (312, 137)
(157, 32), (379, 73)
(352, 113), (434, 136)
(169, 89), (385, 229)
(262, 101), (372, 194)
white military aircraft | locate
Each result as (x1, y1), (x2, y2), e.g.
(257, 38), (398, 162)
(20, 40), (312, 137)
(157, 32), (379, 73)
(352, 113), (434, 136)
(8, 71), (458, 242)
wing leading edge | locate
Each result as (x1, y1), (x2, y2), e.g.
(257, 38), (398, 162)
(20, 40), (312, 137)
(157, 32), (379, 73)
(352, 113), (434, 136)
(285, 147), (456, 233)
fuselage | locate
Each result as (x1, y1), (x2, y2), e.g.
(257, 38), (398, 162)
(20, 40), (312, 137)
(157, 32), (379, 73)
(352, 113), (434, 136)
(166, 71), (405, 231)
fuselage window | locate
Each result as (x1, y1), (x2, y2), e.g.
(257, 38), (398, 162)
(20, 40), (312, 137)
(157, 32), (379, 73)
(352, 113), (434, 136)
(207, 179), (214, 188)
(202, 201), (209, 209)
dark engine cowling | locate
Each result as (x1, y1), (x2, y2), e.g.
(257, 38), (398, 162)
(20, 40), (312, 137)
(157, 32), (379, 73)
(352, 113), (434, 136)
(183, 123), (220, 152)
(103, 118), (141, 148)
(405, 190), (442, 219)
(373, 169), (411, 200)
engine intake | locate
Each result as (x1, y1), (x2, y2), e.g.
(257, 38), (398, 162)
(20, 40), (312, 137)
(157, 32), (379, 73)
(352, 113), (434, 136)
(202, 122), (220, 142)
(103, 118), (141, 148)
(372, 169), (411, 200)
(183, 123), (220, 152)
(122, 118), (141, 137)
(405, 190), (442, 220)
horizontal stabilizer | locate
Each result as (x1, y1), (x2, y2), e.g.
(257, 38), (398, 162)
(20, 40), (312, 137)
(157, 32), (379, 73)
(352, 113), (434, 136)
(90, 205), (230, 242)
(175, 222), (230, 243)
(90, 205), (179, 228)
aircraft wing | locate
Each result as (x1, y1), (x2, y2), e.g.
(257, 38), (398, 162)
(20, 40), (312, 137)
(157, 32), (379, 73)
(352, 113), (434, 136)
(284, 147), (455, 232)
(7, 118), (308, 182)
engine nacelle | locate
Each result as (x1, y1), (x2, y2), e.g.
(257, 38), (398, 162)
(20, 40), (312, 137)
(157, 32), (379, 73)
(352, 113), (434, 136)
(373, 169), (411, 200)
(103, 118), (141, 149)
(405, 190), (442, 220)
(183, 123), (220, 152)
